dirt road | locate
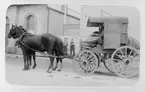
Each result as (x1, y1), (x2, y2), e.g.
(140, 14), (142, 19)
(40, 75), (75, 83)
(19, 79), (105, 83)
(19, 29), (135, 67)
(5, 54), (138, 87)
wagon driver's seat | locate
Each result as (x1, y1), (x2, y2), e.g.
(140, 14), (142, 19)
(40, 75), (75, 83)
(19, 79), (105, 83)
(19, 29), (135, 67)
(83, 23), (104, 44)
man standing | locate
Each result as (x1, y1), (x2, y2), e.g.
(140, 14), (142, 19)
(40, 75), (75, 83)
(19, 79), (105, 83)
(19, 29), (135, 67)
(70, 38), (75, 56)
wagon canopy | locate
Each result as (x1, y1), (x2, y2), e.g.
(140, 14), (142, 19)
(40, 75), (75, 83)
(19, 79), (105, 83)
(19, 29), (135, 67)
(87, 17), (128, 24)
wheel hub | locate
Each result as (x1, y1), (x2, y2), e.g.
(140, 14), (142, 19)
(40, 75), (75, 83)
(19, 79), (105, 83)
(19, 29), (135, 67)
(83, 61), (88, 66)
(124, 59), (130, 65)
(125, 60), (130, 65)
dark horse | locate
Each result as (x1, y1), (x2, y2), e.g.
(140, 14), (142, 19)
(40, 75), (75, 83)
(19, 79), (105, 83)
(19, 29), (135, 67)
(15, 39), (36, 69)
(8, 25), (64, 73)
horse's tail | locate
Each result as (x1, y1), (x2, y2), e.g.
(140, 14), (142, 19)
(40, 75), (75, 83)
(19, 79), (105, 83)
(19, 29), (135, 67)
(55, 37), (65, 56)
(60, 40), (65, 56)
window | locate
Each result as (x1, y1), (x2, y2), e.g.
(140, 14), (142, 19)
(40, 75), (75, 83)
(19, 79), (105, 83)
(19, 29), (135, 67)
(26, 14), (36, 34)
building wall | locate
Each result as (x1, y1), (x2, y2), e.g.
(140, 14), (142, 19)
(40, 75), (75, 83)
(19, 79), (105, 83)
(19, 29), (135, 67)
(6, 6), (18, 53)
(66, 17), (80, 36)
(7, 6), (17, 25)
(16, 5), (48, 34)
(63, 24), (80, 36)
(48, 9), (64, 36)
(48, 9), (80, 36)
(67, 16), (80, 24)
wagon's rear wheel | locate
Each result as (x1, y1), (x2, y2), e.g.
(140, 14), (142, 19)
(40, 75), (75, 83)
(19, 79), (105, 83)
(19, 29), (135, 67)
(73, 50), (99, 76)
(111, 46), (140, 78)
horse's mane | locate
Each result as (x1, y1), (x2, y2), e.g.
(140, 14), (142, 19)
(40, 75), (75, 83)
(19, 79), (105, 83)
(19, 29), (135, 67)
(17, 25), (33, 35)
(19, 25), (27, 32)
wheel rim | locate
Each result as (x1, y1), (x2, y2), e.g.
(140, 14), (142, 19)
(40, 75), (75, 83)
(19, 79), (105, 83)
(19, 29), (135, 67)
(111, 46), (140, 78)
(73, 50), (99, 76)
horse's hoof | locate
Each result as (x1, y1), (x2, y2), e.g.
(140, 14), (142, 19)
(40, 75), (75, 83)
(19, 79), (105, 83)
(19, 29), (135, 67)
(32, 66), (36, 69)
(47, 71), (52, 73)
(32, 65), (37, 69)
(24, 67), (30, 70)
(32, 67), (35, 69)
(57, 69), (61, 72)
(47, 70), (52, 73)
(52, 68), (56, 70)
(22, 68), (27, 71)
(28, 66), (31, 69)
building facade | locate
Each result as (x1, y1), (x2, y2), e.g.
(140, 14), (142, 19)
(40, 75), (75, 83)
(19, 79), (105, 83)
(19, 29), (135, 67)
(6, 4), (80, 53)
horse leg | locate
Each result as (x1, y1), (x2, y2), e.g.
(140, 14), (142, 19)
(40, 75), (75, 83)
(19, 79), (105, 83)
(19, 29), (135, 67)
(32, 52), (37, 69)
(73, 47), (75, 57)
(70, 47), (72, 56)
(28, 55), (32, 68)
(53, 58), (59, 70)
(43, 38), (55, 73)
(26, 55), (30, 70)
(47, 56), (54, 73)
(57, 59), (62, 71)
(22, 55), (27, 70)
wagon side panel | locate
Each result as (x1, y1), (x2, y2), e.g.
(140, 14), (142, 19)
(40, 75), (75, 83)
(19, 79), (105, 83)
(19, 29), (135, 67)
(103, 23), (121, 49)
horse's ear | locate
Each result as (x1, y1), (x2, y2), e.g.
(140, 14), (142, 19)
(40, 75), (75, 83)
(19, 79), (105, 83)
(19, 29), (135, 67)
(20, 25), (24, 28)
(20, 25), (22, 27)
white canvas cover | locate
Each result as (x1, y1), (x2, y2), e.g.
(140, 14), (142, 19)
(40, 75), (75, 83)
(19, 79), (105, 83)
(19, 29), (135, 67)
(128, 36), (140, 50)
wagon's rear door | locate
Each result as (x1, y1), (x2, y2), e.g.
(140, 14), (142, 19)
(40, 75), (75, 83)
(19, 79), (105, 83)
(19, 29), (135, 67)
(103, 20), (121, 49)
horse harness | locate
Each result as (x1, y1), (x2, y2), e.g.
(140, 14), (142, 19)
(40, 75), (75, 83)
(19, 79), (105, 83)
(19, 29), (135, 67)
(17, 32), (67, 59)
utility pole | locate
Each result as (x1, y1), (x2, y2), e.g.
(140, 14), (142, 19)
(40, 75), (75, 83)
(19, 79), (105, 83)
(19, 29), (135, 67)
(64, 4), (67, 24)
(62, 4), (68, 36)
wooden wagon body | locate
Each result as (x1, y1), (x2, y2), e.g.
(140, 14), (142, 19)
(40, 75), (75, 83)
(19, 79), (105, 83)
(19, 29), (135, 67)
(73, 17), (140, 78)
(87, 17), (128, 49)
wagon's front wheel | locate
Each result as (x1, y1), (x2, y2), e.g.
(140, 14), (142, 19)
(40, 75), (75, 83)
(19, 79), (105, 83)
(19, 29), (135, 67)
(73, 50), (99, 76)
(111, 46), (140, 78)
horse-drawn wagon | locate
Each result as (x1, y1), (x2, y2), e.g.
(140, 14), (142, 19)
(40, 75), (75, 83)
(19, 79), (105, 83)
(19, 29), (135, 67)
(73, 17), (140, 78)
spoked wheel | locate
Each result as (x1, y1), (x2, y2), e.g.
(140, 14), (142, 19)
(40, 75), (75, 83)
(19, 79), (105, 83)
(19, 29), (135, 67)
(73, 50), (99, 76)
(103, 59), (114, 73)
(111, 46), (140, 78)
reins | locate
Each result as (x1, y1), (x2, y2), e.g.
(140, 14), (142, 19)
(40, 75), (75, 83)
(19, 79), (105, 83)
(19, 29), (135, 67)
(16, 28), (69, 59)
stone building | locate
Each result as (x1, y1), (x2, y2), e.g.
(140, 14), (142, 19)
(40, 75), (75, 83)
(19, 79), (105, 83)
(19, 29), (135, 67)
(6, 4), (80, 53)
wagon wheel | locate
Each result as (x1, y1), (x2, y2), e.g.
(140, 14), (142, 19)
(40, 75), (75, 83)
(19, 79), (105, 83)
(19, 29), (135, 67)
(73, 50), (99, 76)
(103, 58), (114, 73)
(111, 46), (140, 78)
